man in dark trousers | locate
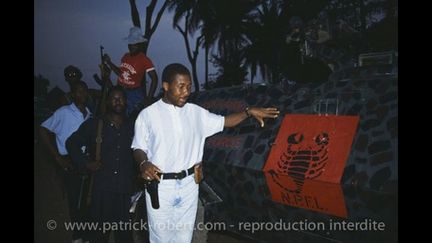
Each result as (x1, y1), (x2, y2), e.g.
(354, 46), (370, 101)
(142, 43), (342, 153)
(66, 84), (136, 243)
(39, 81), (91, 243)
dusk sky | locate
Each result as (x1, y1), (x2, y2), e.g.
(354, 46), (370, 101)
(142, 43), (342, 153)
(35, 0), (213, 92)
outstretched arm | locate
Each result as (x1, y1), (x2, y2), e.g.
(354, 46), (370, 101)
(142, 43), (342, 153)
(224, 107), (279, 128)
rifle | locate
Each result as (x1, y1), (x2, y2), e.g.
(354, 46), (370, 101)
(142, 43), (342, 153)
(97, 45), (110, 116)
(78, 45), (110, 209)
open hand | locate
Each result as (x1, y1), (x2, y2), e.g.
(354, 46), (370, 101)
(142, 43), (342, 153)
(248, 107), (280, 127)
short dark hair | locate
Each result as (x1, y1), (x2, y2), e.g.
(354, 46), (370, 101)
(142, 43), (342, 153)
(161, 63), (190, 84)
(70, 80), (88, 93)
(107, 85), (126, 99)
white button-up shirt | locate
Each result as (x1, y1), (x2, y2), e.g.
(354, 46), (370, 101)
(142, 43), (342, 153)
(41, 103), (91, 155)
(132, 99), (224, 172)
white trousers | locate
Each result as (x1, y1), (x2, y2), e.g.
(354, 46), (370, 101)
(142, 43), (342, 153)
(145, 174), (198, 243)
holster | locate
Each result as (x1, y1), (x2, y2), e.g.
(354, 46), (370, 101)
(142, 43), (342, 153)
(194, 163), (203, 184)
(146, 180), (160, 209)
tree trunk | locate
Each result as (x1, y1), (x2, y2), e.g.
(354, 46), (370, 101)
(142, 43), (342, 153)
(192, 62), (200, 93)
(129, 0), (141, 28)
(129, 0), (168, 54)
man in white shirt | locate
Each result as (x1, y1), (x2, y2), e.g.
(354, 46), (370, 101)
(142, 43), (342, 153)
(131, 63), (279, 243)
(39, 80), (91, 243)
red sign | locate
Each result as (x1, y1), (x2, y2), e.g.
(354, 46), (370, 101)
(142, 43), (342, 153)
(263, 114), (359, 217)
(265, 173), (348, 218)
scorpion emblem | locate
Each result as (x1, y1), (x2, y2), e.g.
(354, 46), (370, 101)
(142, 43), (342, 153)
(272, 132), (329, 193)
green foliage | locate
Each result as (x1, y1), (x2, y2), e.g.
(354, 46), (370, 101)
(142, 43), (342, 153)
(168, 0), (397, 87)
(210, 54), (248, 88)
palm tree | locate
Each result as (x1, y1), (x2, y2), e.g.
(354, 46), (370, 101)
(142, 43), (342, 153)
(203, 0), (259, 87)
(167, 0), (206, 91)
(169, 0), (261, 88)
(174, 11), (204, 92)
(243, 0), (291, 84)
(243, 0), (334, 84)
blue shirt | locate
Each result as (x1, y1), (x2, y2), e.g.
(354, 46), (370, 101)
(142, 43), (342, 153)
(41, 103), (91, 155)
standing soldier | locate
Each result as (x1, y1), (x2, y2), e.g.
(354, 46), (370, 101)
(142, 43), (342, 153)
(39, 81), (91, 243)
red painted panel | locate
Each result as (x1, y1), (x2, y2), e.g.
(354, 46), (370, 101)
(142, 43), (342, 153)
(265, 173), (348, 218)
(263, 114), (359, 218)
(263, 114), (359, 183)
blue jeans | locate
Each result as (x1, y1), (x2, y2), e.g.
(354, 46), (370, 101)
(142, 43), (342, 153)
(125, 88), (144, 116)
(145, 175), (198, 243)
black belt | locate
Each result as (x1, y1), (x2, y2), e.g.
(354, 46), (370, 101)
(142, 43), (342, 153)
(158, 166), (195, 180)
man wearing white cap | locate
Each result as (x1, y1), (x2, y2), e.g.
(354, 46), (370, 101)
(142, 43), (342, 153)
(103, 26), (158, 117)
